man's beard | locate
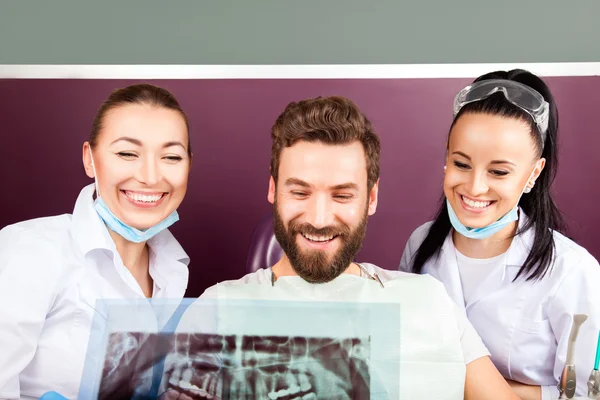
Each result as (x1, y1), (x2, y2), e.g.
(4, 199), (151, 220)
(273, 201), (368, 283)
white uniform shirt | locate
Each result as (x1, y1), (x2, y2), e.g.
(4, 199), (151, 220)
(455, 250), (504, 305)
(202, 262), (490, 365)
(0, 184), (190, 399)
(399, 214), (600, 400)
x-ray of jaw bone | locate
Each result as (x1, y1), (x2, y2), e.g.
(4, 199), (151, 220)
(150, 334), (371, 399)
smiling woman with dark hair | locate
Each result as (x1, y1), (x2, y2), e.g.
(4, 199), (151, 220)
(400, 69), (600, 400)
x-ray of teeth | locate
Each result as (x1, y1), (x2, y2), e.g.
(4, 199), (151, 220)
(163, 334), (370, 400)
(96, 332), (370, 400)
(79, 298), (402, 399)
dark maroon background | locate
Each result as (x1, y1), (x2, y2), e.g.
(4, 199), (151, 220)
(1, 78), (598, 296)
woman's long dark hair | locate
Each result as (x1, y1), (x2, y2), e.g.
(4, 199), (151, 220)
(410, 69), (566, 281)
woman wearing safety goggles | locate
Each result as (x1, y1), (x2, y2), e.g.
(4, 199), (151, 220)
(400, 69), (600, 400)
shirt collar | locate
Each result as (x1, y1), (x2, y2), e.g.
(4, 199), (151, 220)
(148, 229), (190, 293)
(505, 209), (535, 267)
(71, 183), (115, 257)
(441, 207), (534, 269)
(71, 183), (190, 290)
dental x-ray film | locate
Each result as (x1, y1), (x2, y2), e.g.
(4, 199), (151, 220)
(79, 298), (401, 400)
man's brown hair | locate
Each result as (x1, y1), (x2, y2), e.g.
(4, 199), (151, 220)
(270, 96), (380, 189)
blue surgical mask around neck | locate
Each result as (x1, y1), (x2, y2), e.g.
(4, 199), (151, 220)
(93, 196), (179, 243)
(446, 168), (536, 240)
(88, 148), (179, 243)
(446, 199), (518, 240)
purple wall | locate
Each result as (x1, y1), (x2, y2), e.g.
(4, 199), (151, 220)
(1, 78), (599, 296)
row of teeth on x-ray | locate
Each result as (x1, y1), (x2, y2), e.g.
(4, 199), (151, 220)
(168, 367), (318, 399)
(161, 335), (367, 399)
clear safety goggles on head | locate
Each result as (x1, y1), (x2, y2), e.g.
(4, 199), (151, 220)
(453, 79), (550, 139)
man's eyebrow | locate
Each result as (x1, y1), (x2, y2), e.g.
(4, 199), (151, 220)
(284, 178), (311, 188)
(330, 183), (359, 191)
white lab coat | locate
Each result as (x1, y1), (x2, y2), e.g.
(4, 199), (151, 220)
(399, 212), (600, 400)
(0, 184), (190, 399)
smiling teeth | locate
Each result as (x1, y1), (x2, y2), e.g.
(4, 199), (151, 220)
(302, 233), (334, 242)
(125, 192), (163, 203)
(462, 196), (491, 208)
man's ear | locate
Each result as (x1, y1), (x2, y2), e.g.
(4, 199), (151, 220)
(367, 179), (379, 216)
(268, 175), (276, 204)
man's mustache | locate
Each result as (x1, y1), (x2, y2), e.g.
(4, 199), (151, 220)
(288, 222), (350, 238)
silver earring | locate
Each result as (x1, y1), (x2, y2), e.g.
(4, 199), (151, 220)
(443, 165), (447, 171)
(524, 187), (532, 194)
